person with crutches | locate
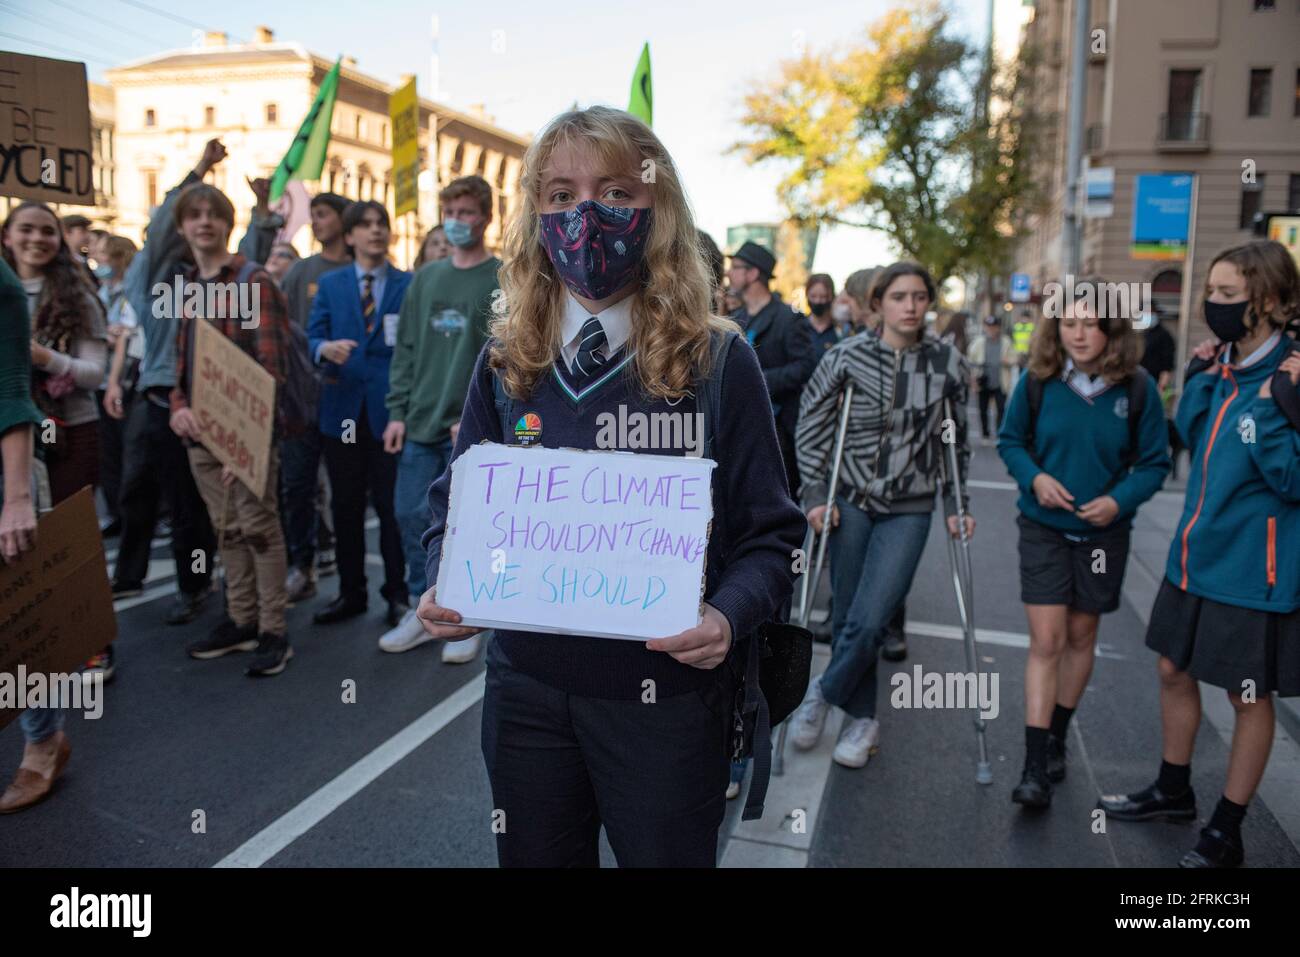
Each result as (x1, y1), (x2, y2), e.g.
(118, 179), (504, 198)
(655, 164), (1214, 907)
(788, 261), (974, 768)
(997, 279), (1169, 809)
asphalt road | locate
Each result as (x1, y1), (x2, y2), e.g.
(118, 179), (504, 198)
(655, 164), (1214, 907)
(3, 442), (1298, 868)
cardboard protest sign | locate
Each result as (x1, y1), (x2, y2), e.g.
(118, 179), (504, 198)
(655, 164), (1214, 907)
(435, 443), (715, 641)
(190, 319), (277, 498)
(0, 487), (116, 730)
(0, 52), (94, 205)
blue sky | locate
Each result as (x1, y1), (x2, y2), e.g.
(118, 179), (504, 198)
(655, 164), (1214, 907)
(2, 0), (988, 286)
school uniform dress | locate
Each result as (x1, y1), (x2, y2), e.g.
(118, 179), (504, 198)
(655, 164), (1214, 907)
(997, 361), (1170, 614)
(1147, 334), (1300, 695)
(422, 296), (806, 867)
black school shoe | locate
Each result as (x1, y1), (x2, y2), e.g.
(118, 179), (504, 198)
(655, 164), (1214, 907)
(881, 632), (907, 662)
(1011, 763), (1052, 809)
(247, 633), (293, 677)
(1179, 827), (1244, 869)
(1045, 734), (1066, 783)
(1096, 782), (1197, 823)
(165, 586), (211, 626)
(188, 619), (258, 659)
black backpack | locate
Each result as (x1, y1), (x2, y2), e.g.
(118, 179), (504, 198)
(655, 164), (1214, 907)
(1023, 368), (1148, 491)
(232, 259), (319, 436)
(489, 331), (812, 821)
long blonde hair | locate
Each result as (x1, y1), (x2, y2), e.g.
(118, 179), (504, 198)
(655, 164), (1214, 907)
(489, 106), (736, 400)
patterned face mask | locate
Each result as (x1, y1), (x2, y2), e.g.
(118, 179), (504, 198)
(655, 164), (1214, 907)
(538, 200), (652, 300)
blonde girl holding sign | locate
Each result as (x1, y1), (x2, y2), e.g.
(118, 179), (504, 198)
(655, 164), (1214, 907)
(415, 106), (806, 867)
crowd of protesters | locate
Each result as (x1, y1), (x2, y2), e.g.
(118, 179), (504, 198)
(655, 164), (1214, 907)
(1, 115), (1297, 873)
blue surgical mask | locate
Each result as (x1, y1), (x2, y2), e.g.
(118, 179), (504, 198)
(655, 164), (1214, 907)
(93, 263), (113, 279)
(442, 218), (475, 248)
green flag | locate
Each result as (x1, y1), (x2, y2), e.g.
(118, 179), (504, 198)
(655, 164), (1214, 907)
(627, 42), (652, 126)
(270, 58), (342, 201)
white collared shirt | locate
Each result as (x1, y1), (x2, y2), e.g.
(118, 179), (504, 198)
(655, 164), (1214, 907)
(1063, 358), (1109, 399)
(1225, 331), (1281, 369)
(558, 292), (633, 369)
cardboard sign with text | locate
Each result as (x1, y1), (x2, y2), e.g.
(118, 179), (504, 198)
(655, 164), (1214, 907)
(190, 319), (276, 499)
(435, 443), (715, 640)
(0, 487), (116, 730)
(0, 52), (94, 205)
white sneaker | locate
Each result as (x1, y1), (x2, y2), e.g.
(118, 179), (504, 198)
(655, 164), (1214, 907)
(441, 633), (482, 664)
(788, 678), (830, 751)
(832, 717), (881, 769)
(725, 781), (741, 800)
(378, 609), (435, 654)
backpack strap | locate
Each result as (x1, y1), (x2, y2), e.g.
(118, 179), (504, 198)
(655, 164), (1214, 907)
(490, 361), (514, 439)
(1024, 372), (1045, 456)
(697, 329), (738, 461)
(1121, 369), (1149, 470)
(693, 329), (772, 820)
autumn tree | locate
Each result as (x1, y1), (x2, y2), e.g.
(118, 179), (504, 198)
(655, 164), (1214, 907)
(733, 1), (1044, 286)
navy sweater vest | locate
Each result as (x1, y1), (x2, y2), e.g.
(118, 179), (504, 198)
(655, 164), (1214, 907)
(423, 341), (807, 699)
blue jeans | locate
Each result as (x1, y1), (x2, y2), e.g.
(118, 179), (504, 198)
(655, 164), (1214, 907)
(20, 705), (64, 744)
(394, 438), (452, 600)
(279, 428), (323, 571)
(821, 500), (932, 719)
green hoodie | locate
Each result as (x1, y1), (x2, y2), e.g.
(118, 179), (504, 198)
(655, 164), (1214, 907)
(386, 256), (500, 445)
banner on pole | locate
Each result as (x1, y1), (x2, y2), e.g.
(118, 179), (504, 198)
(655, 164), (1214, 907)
(1131, 173), (1193, 260)
(390, 77), (419, 217)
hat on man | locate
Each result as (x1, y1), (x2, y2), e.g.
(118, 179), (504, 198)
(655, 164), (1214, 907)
(731, 240), (776, 279)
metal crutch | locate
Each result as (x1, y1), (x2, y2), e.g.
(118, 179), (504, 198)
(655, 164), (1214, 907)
(774, 384), (854, 776)
(939, 396), (993, 785)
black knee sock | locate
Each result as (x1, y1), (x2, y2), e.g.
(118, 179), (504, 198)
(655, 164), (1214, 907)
(1025, 726), (1049, 769)
(1049, 704), (1074, 741)
(1207, 795), (1247, 843)
(1156, 759), (1191, 796)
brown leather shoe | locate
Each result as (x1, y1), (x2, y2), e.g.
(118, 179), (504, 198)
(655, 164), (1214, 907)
(0, 731), (71, 813)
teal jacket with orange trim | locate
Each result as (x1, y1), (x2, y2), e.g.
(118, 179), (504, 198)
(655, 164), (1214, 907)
(1165, 335), (1300, 613)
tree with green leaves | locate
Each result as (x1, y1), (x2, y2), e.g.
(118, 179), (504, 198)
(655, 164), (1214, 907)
(733, 1), (1044, 287)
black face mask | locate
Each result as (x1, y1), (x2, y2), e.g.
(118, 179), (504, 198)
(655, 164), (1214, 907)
(1203, 299), (1250, 343)
(809, 301), (830, 318)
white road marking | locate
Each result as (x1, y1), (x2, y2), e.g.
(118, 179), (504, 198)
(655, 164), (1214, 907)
(214, 672), (486, 868)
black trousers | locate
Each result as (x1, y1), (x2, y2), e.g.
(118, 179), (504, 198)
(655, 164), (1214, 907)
(320, 410), (405, 604)
(114, 391), (215, 594)
(481, 639), (732, 867)
(96, 388), (126, 523)
(978, 386), (1006, 437)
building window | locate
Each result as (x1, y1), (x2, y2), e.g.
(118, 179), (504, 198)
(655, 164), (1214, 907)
(1289, 173), (1300, 212)
(1240, 175), (1265, 230)
(204, 105), (215, 127)
(452, 142), (464, 174)
(1248, 69), (1272, 116)
(146, 171), (158, 208)
(381, 122), (388, 147)
(355, 115), (363, 139)
(144, 108), (156, 128)
(1294, 69), (1300, 117)
(1252, 0), (1274, 9)
(266, 103), (277, 125)
(1165, 68), (1203, 139)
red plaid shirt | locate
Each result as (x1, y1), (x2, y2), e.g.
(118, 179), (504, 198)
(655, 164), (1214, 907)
(169, 254), (290, 415)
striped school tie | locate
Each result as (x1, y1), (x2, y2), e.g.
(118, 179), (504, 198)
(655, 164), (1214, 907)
(571, 315), (608, 380)
(361, 273), (376, 334)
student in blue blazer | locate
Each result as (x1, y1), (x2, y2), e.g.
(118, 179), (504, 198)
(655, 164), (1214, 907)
(307, 200), (413, 627)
